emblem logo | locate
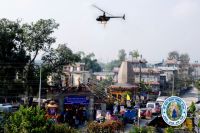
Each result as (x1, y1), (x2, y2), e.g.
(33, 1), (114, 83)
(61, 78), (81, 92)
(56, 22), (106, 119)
(161, 96), (187, 126)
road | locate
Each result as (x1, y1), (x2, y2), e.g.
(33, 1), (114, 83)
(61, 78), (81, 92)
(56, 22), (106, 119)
(180, 87), (199, 107)
(123, 87), (200, 132)
(123, 116), (157, 133)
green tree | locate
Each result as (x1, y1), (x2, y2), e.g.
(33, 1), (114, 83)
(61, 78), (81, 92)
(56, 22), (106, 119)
(195, 80), (200, 90)
(105, 60), (121, 71)
(164, 127), (174, 133)
(178, 53), (191, 87)
(129, 126), (155, 133)
(168, 51), (179, 60)
(78, 52), (102, 72)
(129, 50), (140, 59)
(42, 44), (80, 89)
(0, 18), (30, 98)
(118, 49), (126, 62)
(5, 106), (46, 133)
(22, 19), (59, 96)
(188, 102), (196, 116)
(42, 44), (80, 74)
(167, 51), (192, 92)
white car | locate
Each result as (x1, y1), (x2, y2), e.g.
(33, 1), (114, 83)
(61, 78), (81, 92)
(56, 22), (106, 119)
(195, 101), (200, 111)
(156, 96), (168, 106)
(146, 101), (161, 114)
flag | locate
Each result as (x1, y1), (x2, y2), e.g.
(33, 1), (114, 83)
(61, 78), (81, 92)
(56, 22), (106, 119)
(126, 94), (131, 101)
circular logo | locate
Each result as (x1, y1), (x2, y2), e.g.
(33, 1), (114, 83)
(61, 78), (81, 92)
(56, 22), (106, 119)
(161, 96), (187, 126)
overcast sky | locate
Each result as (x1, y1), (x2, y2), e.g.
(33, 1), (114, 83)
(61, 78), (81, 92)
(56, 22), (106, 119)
(0, 0), (200, 63)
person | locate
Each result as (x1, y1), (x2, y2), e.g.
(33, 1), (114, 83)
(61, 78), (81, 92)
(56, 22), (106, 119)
(82, 109), (87, 124)
(75, 116), (79, 128)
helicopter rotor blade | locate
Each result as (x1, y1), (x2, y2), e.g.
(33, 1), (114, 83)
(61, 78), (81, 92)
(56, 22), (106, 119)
(92, 5), (113, 16)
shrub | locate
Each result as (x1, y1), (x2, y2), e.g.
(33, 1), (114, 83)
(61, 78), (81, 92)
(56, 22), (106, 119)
(129, 126), (155, 133)
(188, 102), (196, 116)
(164, 127), (174, 133)
(48, 124), (78, 133)
(4, 106), (46, 133)
(87, 120), (123, 133)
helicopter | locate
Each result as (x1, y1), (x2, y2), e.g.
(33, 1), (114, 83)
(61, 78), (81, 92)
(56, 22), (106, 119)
(93, 5), (125, 24)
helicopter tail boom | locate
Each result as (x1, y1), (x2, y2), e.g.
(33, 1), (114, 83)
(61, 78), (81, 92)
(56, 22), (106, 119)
(108, 14), (125, 20)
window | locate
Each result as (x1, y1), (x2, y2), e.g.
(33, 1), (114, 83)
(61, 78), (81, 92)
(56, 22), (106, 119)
(147, 103), (154, 108)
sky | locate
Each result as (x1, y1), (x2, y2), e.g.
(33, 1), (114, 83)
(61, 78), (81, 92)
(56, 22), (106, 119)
(0, 0), (200, 63)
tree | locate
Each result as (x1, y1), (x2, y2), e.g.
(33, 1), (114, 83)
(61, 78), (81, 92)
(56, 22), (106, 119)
(168, 51), (179, 60)
(22, 19), (59, 95)
(42, 44), (80, 74)
(78, 52), (102, 72)
(105, 60), (121, 71)
(42, 44), (80, 88)
(167, 51), (192, 90)
(188, 102), (196, 117)
(0, 18), (30, 98)
(118, 49), (126, 62)
(178, 53), (191, 87)
(23, 19), (59, 64)
(129, 50), (140, 59)
(5, 106), (46, 133)
(98, 76), (113, 93)
(179, 53), (190, 66)
(195, 80), (200, 90)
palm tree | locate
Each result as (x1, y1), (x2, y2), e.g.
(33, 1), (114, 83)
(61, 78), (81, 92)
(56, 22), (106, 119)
(133, 50), (140, 59)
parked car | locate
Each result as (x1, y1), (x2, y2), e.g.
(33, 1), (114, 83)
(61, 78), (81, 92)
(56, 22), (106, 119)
(140, 108), (152, 119)
(195, 101), (200, 111)
(0, 104), (12, 113)
(124, 109), (137, 124)
(0, 104), (13, 132)
(156, 96), (168, 106)
(146, 101), (161, 114)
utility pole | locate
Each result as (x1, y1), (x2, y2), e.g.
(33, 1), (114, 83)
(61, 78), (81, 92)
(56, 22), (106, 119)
(139, 55), (142, 101)
(138, 54), (142, 129)
(172, 74), (174, 96)
(38, 65), (42, 108)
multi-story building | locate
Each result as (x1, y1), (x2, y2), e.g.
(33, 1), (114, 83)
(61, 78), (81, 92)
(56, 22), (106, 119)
(62, 63), (91, 87)
(133, 68), (160, 92)
(93, 71), (115, 81)
(191, 63), (200, 80)
(109, 59), (161, 103)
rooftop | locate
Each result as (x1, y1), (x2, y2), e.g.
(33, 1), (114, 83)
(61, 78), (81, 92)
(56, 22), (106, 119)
(165, 59), (177, 65)
(133, 68), (160, 74)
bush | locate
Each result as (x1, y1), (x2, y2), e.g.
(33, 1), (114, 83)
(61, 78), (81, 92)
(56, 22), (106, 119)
(164, 127), (174, 133)
(129, 126), (155, 133)
(87, 120), (123, 133)
(48, 124), (78, 133)
(4, 106), (46, 133)
(188, 102), (196, 115)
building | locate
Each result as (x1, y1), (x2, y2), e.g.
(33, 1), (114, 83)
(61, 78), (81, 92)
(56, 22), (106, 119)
(191, 63), (200, 80)
(47, 63), (91, 88)
(111, 59), (160, 96)
(93, 71), (115, 81)
(108, 61), (138, 104)
(62, 63), (91, 87)
(47, 63), (106, 121)
(133, 68), (160, 92)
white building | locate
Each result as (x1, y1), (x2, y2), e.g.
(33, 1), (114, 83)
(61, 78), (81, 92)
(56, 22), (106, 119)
(62, 63), (91, 87)
(191, 63), (200, 80)
(93, 71), (115, 81)
(133, 68), (160, 92)
(158, 67), (177, 82)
